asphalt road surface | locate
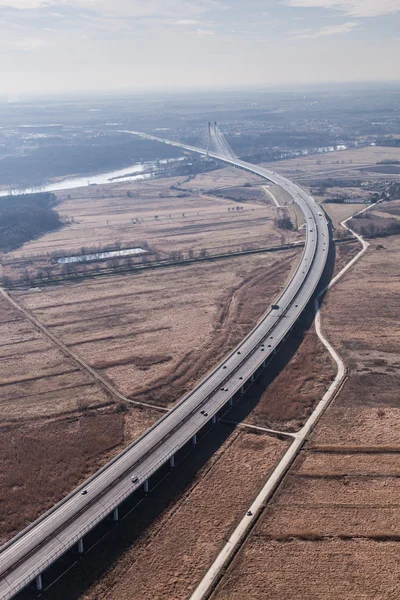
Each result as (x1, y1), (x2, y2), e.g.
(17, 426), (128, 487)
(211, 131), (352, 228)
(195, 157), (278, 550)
(0, 137), (329, 599)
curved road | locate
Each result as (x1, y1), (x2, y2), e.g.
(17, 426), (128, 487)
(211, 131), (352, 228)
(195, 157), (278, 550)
(0, 136), (329, 599)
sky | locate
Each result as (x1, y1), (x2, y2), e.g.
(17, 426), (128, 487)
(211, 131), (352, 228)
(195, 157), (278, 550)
(1, 0), (399, 96)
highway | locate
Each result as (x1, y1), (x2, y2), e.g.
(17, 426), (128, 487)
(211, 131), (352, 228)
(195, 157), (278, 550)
(0, 134), (329, 600)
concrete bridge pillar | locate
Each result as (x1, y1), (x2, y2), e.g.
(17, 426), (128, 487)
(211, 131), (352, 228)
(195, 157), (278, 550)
(212, 414), (217, 425)
(240, 385), (245, 395)
(143, 479), (149, 493)
(169, 454), (175, 468)
(192, 433), (198, 446)
(36, 574), (43, 591)
(228, 397), (233, 407)
(78, 538), (84, 554)
(113, 507), (119, 521)
(251, 373), (255, 383)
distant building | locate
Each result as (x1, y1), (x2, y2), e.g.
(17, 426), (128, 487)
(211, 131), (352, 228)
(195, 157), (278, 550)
(17, 124), (63, 134)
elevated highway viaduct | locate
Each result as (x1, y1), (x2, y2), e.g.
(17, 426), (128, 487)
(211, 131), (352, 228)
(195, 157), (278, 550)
(0, 134), (329, 599)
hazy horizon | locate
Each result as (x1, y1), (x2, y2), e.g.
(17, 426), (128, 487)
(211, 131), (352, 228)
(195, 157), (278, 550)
(1, 0), (400, 98)
(2, 80), (400, 103)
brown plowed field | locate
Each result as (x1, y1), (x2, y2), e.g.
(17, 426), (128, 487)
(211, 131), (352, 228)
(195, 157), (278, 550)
(332, 240), (361, 276)
(7, 166), (297, 263)
(0, 293), (111, 423)
(212, 230), (400, 600)
(0, 277), (162, 542)
(14, 252), (298, 408)
(230, 328), (336, 431)
(1, 247), (299, 545)
(264, 145), (400, 179)
(214, 539), (400, 600)
(382, 199), (400, 217)
(80, 431), (288, 600)
(277, 472), (400, 506)
(6, 149), (399, 598)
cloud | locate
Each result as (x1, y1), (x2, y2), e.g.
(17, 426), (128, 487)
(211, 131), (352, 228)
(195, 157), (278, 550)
(0, 0), (222, 19)
(293, 20), (360, 38)
(47, 11), (65, 17)
(0, 0), (48, 7)
(176, 19), (199, 25)
(13, 35), (49, 49)
(192, 27), (215, 35)
(284, 0), (400, 18)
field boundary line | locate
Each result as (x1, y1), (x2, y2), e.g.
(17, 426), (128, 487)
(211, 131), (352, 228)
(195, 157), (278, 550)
(189, 203), (376, 600)
(4, 242), (304, 290)
(221, 419), (296, 438)
(262, 185), (282, 208)
(0, 287), (168, 413)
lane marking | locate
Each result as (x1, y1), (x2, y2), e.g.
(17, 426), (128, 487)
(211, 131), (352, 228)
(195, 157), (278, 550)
(189, 204), (376, 600)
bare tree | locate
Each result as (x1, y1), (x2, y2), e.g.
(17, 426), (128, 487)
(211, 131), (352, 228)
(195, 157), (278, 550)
(43, 266), (53, 279)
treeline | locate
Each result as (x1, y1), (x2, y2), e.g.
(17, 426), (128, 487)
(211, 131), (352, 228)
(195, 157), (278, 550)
(324, 197), (370, 204)
(0, 192), (63, 252)
(2, 243), (263, 288)
(228, 130), (345, 154)
(162, 156), (219, 179)
(359, 221), (400, 238)
(353, 212), (400, 239)
(0, 135), (182, 187)
(376, 138), (400, 148)
(240, 148), (292, 164)
(387, 183), (400, 200)
(276, 216), (294, 230)
(310, 178), (363, 190)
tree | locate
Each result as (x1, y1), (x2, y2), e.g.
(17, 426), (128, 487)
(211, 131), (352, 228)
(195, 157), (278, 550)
(22, 269), (31, 284)
(2, 275), (12, 287)
(276, 216), (294, 230)
(43, 266), (53, 279)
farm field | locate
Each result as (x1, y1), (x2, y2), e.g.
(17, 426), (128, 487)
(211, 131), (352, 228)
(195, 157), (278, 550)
(383, 199), (400, 217)
(66, 430), (289, 600)
(4, 143), (400, 600)
(264, 145), (400, 180)
(211, 234), (400, 600)
(7, 165), (299, 264)
(229, 328), (336, 432)
(322, 202), (370, 230)
(13, 251), (298, 407)
(0, 292), (162, 544)
(1, 246), (299, 545)
(0, 157), (305, 554)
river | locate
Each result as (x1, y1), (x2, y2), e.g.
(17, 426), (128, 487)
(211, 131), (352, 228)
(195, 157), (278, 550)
(0, 157), (184, 198)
